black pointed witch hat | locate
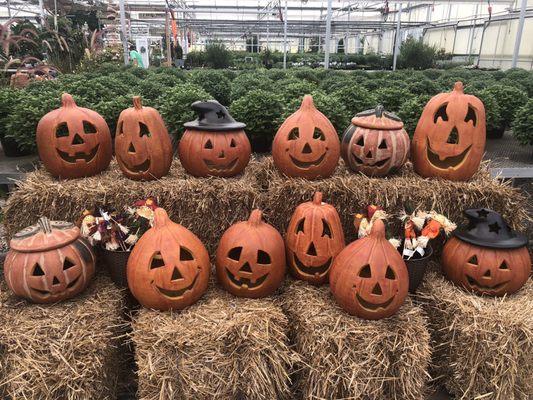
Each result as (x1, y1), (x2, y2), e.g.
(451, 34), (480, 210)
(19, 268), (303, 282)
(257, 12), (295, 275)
(183, 100), (245, 131)
(453, 208), (527, 249)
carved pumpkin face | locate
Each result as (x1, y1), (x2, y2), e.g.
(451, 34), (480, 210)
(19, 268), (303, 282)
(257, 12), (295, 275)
(272, 95), (340, 179)
(442, 237), (530, 296)
(412, 82), (486, 181)
(216, 209), (286, 298)
(4, 218), (95, 303)
(127, 208), (210, 311)
(329, 220), (409, 319)
(36, 93), (113, 179)
(115, 96), (173, 181)
(179, 130), (251, 177)
(286, 192), (345, 284)
(341, 106), (410, 177)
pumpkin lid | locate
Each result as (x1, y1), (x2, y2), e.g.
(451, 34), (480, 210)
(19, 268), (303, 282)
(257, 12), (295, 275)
(351, 105), (404, 130)
(184, 100), (246, 131)
(10, 217), (80, 252)
(453, 208), (527, 249)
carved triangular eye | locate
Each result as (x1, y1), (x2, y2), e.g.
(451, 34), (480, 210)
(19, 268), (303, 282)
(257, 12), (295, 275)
(321, 219), (332, 238)
(378, 139), (387, 149)
(296, 219), (305, 234)
(32, 263), (45, 276)
(55, 122), (70, 138)
(313, 128), (325, 141)
(117, 122), (124, 135)
(356, 136), (364, 146)
(228, 247), (242, 261)
(230, 138), (236, 147)
(499, 261), (509, 270)
(63, 258), (76, 270)
(83, 121), (97, 134)
(150, 252), (165, 269)
(465, 104), (477, 126)
(467, 255), (478, 265)
(204, 139), (213, 149)
(139, 122), (151, 137)
(359, 264), (371, 278)
(434, 104), (449, 123)
(288, 128), (299, 140)
(257, 250), (271, 264)
(179, 246), (194, 261)
(385, 266), (395, 280)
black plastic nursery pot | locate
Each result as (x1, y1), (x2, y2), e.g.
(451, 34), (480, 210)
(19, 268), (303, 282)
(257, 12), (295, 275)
(0, 137), (34, 157)
(101, 248), (131, 288)
(250, 135), (272, 153)
(404, 244), (433, 294)
(486, 125), (505, 139)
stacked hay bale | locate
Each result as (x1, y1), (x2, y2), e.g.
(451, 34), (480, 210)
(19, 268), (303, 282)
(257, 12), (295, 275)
(0, 275), (126, 399)
(132, 283), (295, 400)
(281, 280), (431, 399)
(418, 271), (533, 400)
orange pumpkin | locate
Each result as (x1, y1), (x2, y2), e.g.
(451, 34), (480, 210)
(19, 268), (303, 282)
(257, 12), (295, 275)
(341, 105), (410, 176)
(215, 209), (286, 298)
(442, 208), (530, 296)
(329, 219), (409, 320)
(272, 95), (340, 179)
(115, 96), (173, 181)
(4, 217), (95, 303)
(36, 93), (113, 179)
(127, 207), (210, 311)
(285, 192), (345, 284)
(412, 82), (486, 181)
(179, 100), (251, 177)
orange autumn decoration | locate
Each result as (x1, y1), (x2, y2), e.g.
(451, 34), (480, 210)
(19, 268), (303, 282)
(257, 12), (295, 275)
(115, 96), (172, 181)
(36, 93), (113, 179)
(329, 219), (409, 320)
(285, 192), (345, 284)
(127, 207), (210, 311)
(215, 209), (286, 298)
(179, 100), (251, 177)
(412, 82), (486, 181)
(272, 95), (340, 179)
(4, 217), (95, 303)
(442, 208), (530, 296)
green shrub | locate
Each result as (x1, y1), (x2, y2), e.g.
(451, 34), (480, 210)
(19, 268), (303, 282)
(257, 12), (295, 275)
(266, 69), (289, 81)
(332, 84), (377, 115)
(188, 69), (232, 105)
(465, 88), (503, 134)
(397, 36), (437, 70)
(407, 78), (439, 96)
(92, 95), (133, 134)
(290, 67), (320, 84)
(229, 89), (284, 142)
(318, 74), (354, 94)
(397, 95), (431, 136)
(374, 87), (414, 113)
(158, 83), (211, 138)
(0, 89), (24, 139)
(275, 79), (317, 103)
(422, 69), (444, 80)
(134, 80), (166, 104)
(437, 74), (471, 91)
(483, 84), (528, 127)
(205, 41), (232, 69)
(230, 73), (274, 101)
(61, 75), (131, 106)
(512, 99), (533, 145)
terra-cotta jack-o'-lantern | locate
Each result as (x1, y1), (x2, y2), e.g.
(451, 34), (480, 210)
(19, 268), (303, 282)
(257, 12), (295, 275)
(286, 192), (345, 285)
(442, 208), (530, 296)
(127, 207), (210, 311)
(4, 217), (96, 303)
(115, 96), (173, 181)
(412, 82), (486, 181)
(178, 100), (251, 177)
(36, 93), (112, 179)
(329, 219), (409, 320)
(341, 105), (410, 177)
(215, 209), (286, 298)
(272, 95), (340, 179)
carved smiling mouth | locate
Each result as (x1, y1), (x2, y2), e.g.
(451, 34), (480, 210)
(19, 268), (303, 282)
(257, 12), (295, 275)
(203, 157), (238, 172)
(289, 152), (326, 169)
(356, 293), (395, 311)
(226, 268), (268, 289)
(465, 275), (509, 292)
(155, 273), (199, 299)
(426, 138), (471, 169)
(292, 253), (332, 277)
(351, 154), (390, 168)
(119, 156), (151, 173)
(30, 275), (80, 296)
(57, 145), (99, 163)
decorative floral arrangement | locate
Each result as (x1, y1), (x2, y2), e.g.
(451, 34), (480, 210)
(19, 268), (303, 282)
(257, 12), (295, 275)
(77, 197), (158, 251)
(354, 205), (456, 260)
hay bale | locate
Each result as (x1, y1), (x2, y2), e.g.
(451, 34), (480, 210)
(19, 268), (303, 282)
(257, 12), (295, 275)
(418, 271), (533, 400)
(281, 280), (431, 400)
(4, 158), (263, 253)
(132, 283), (295, 400)
(0, 275), (126, 400)
(258, 157), (530, 244)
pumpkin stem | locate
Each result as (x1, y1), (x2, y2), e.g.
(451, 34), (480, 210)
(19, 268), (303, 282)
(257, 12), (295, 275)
(38, 217), (52, 234)
(248, 209), (263, 225)
(300, 95), (315, 110)
(453, 81), (464, 93)
(375, 105), (384, 117)
(133, 96), (143, 110)
(61, 93), (77, 108)
(312, 192), (323, 205)
(369, 219), (386, 238)
(153, 208), (170, 228)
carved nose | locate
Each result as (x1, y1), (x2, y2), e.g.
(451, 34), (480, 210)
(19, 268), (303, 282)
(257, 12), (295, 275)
(240, 262), (253, 273)
(307, 242), (317, 256)
(218, 150), (225, 159)
(72, 134), (84, 145)
(483, 269), (491, 278)
(52, 276), (60, 286)
(366, 150), (372, 158)
(171, 267), (183, 281)
(128, 142), (136, 153)
(302, 143), (312, 154)
(372, 283), (382, 295)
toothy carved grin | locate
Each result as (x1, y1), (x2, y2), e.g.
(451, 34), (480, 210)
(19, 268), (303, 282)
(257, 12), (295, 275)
(426, 138), (471, 169)
(292, 253), (332, 277)
(351, 154), (390, 168)
(465, 275), (509, 292)
(226, 268), (268, 289)
(155, 273), (199, 299)
(289, 153), (326, 169)
(356, 293), (395, 311)
(119, 156), (151, 173)
(203, 157), (238, 172)
(57, 145), (99, 163)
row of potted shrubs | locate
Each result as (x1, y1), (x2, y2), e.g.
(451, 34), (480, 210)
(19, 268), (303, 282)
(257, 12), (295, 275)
(0, 64), (532, 156)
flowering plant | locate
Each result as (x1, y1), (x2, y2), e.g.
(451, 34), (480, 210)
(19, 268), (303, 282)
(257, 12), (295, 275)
(77, 197), (158, 251)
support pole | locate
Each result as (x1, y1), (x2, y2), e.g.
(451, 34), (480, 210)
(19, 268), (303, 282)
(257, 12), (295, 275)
(38, 0), (45, 26)
(511, 0), (527, 68)
(7, 0), (11, 19)
(392, 2), (403, 71)
(283, 0), (288, 69)
(165, 10), (171, 65)
(324, 0), (333, 69)
(119, 0), (129, 65)
(53, 0), (58, 31)
(467, 4), (479, 57)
